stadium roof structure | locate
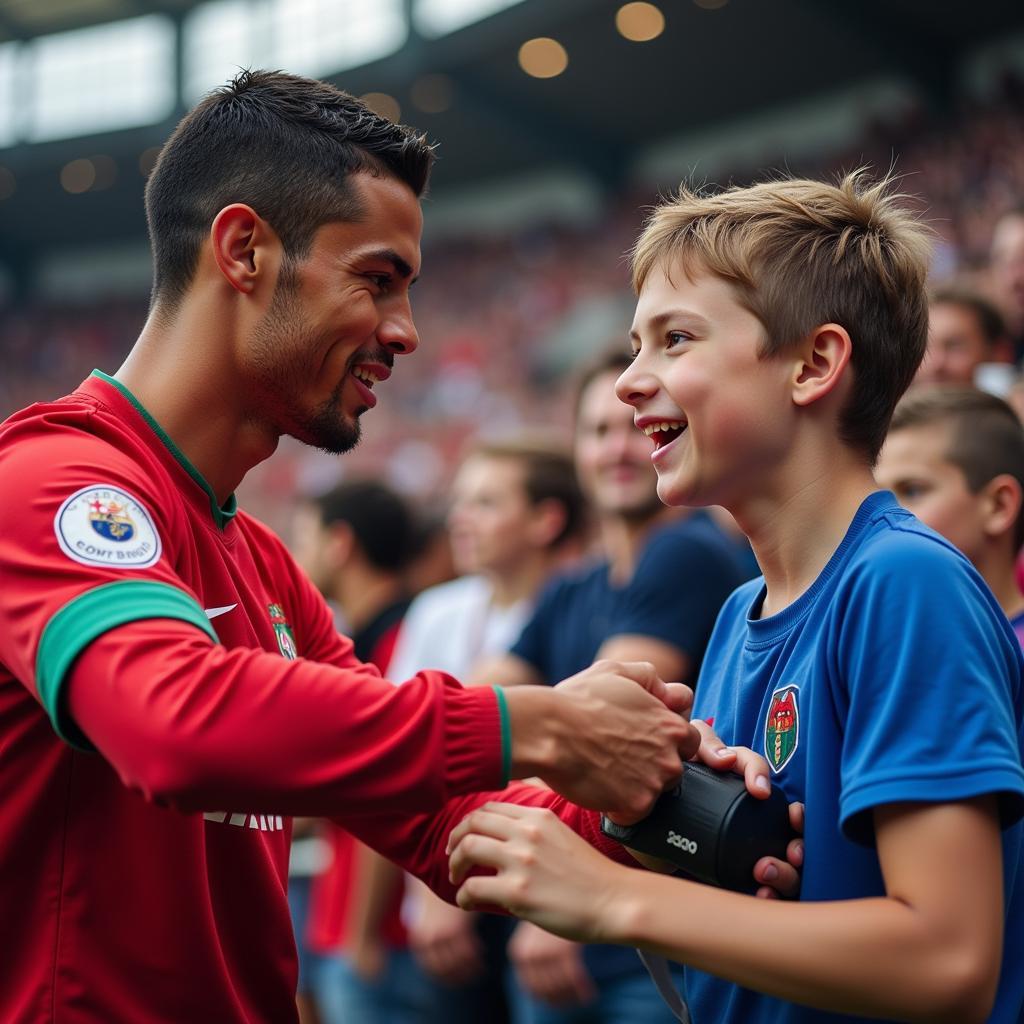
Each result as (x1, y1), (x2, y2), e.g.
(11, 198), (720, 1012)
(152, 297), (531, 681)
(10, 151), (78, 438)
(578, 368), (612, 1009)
(1, 0), (1023, 300)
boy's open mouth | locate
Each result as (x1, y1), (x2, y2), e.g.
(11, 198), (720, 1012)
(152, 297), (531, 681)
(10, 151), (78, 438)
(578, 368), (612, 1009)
(642, 419), (687, 450)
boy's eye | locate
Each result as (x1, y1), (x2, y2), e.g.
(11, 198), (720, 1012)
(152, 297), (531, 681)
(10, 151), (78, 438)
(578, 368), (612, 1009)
(667, 331), (690, 349)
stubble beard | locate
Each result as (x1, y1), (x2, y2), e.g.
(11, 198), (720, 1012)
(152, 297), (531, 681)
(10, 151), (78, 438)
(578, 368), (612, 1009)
(250, 271), (362, 456)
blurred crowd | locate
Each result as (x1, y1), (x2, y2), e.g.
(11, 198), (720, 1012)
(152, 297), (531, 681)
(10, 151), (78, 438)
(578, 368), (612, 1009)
(3, 74), (1024, 533)
(5, 71), (1024, 1024)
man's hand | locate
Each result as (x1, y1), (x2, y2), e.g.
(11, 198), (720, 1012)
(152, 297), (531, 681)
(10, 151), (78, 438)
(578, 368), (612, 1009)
(407, 884), (484, 986)
(508, 922), (596, 1008)
(691, 719), (804, 898)
(505, 660), (698, 824)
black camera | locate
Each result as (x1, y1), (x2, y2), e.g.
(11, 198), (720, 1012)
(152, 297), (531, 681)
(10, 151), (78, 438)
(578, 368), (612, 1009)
(600, 762), (796, 893)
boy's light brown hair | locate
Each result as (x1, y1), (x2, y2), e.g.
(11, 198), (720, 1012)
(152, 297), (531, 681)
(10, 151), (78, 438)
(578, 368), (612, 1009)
(631, 170), (933, 462)
(890, 386), (1024, 549)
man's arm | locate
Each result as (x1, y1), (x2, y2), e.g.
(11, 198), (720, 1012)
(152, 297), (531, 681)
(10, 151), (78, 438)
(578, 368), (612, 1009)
(449, 797), (1003, 1024)
(67, 623), (695, 822)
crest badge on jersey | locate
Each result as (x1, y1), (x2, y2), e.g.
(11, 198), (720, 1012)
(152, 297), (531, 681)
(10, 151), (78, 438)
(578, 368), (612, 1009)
(268, 603), (298, 659)
(55, 485), (161, 569)
(764, 684), (799, 773)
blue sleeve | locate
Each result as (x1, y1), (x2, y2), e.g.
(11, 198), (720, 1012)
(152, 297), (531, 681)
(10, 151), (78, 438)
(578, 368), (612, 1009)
(613, 522), (744, 662)
(834, 534), (1024, 844)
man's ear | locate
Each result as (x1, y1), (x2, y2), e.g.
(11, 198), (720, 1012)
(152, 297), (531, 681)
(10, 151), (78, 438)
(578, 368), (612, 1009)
(980, 473), (1023, 543)
(791, 323), (853, 408)
(210, 204), (280, 295)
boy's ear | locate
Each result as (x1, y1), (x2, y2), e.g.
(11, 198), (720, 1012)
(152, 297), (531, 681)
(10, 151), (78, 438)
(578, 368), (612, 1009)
(791, 323), (853, 408)
(980, 473), (1023, 543)
(210, 203), (282, 295)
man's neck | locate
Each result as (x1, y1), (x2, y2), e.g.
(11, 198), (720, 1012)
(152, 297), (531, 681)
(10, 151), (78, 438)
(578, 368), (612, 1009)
(115, 300), (278, 506)
(732, 451), (877, 619)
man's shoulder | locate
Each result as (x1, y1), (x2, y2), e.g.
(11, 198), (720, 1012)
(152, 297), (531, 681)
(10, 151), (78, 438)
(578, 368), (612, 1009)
(540, 557), (610, 602)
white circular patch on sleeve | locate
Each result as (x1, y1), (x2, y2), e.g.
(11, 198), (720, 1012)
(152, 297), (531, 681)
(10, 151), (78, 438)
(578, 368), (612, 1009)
(54, 484), (162, 569)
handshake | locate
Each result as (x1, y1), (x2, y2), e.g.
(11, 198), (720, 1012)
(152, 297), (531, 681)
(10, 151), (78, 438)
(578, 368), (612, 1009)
(498, 658), (700, 824)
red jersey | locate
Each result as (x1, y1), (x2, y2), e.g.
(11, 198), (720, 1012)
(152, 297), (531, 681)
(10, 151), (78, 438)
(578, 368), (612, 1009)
(0, 372), (625, 1023)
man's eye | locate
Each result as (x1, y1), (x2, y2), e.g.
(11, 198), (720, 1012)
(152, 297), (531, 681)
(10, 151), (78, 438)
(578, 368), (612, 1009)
(367, 274), (391, 291)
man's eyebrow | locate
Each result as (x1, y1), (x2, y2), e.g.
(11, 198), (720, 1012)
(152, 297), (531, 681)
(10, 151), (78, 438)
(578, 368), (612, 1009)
(365, 248), (418, 285)
(628, 308), (710, 341)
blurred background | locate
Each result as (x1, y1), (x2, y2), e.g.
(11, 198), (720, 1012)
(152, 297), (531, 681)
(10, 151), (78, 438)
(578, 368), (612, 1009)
(2, 0), (1024, 532)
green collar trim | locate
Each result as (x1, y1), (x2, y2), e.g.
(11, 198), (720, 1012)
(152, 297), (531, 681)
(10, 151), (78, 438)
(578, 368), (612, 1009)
(91, 369), (238, 530)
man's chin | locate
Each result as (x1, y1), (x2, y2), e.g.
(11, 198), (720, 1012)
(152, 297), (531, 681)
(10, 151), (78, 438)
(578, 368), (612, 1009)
(294, 412), (362, 456)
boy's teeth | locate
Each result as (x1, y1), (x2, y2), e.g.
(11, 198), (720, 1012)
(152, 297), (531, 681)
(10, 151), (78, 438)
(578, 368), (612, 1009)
(642, 420), (686, 436)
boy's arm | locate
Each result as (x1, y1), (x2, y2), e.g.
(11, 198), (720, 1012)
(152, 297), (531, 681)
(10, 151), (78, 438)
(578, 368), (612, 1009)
(449, 796), (1003, 1024)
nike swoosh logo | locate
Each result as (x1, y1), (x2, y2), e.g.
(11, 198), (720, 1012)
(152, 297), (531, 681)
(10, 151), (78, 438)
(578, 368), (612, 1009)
(204, 604), (237, 620)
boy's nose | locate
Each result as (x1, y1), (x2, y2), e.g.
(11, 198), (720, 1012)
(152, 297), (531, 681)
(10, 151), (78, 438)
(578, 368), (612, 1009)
(615, 361), (654, 406)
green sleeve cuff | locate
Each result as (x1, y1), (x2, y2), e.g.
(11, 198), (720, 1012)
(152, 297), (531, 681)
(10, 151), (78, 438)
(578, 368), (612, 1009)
(491, 685), (512, 787)
(36, 580), (219, 751)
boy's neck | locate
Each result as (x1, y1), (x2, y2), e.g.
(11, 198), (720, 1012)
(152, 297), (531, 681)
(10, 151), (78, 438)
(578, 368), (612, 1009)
(734, 458), (878, 620)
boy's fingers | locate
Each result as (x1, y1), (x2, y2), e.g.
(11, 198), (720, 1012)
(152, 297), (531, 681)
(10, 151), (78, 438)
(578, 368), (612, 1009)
(753, 855), (801, 898)
(691, 719), (738, 764)
(789, 801), (806, 833)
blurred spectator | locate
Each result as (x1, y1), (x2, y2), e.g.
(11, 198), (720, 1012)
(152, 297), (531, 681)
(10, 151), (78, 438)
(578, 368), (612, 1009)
(916, 287), (1014, 389)
(991, 206), (1024, 359)
(392, 438), (587, 1024)
(876, 386), (1024, 644)
(473, 350), (750, 1024)
(290, 480), (424, 1024)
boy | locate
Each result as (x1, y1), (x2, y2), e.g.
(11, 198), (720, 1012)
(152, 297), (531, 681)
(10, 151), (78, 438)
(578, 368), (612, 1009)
(447, 172), (1024, 1024)
(876, 386), (1024, 644)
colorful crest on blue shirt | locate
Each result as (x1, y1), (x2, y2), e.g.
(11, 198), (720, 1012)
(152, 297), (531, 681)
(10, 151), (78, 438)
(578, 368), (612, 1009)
(268, 603), (298, 660)
(764, 685), (799, 773)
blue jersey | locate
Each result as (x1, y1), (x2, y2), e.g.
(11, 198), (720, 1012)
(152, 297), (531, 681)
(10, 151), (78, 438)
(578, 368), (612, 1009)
(690, 491), (1024, 1024)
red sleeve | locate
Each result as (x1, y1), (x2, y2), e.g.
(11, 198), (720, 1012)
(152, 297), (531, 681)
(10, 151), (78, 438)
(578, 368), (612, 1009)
(342, 783), (638, 904)
(0, 427), (205, 734)
(67, 618), (505, 816)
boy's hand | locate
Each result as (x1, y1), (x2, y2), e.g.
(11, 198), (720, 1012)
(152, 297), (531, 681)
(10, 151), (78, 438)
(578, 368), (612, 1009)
(691, 719), (804, 898)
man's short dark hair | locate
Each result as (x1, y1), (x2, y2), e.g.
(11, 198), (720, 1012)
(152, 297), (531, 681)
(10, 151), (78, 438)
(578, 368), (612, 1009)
(930, 287), (1007, 347)
(313, 479), (417, 572)
(145, 68), (435, 308)
(891, 386), (1024, 548)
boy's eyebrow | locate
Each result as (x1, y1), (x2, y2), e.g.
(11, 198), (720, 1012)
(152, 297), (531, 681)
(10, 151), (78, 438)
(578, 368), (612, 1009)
(629, 309), (711, 341)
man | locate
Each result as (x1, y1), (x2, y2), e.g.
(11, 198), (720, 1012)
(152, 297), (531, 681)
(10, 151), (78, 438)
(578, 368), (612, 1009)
(915, 286), (1013, 387)
(393, 440), (587, 1020)
(0, 71), (696, 1023)
(477, 350), (750, 1024)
